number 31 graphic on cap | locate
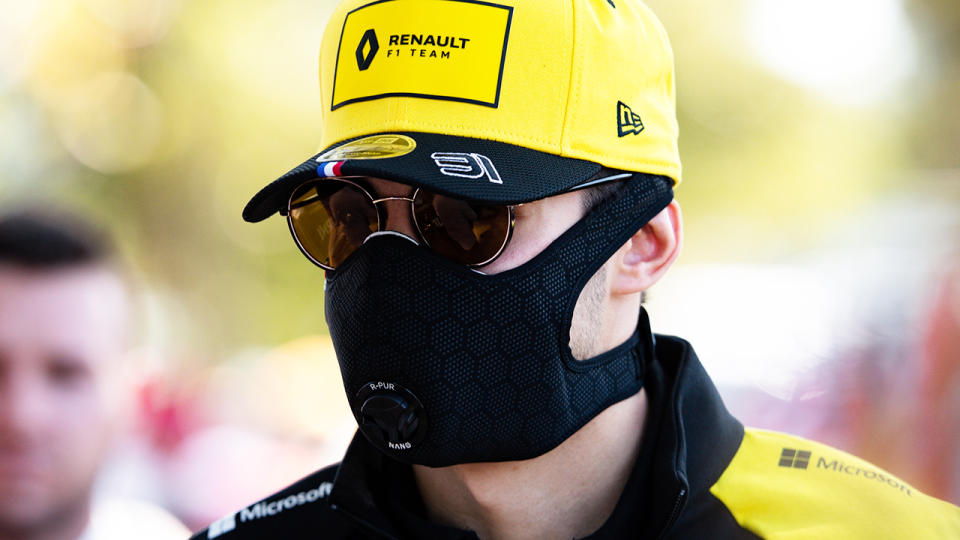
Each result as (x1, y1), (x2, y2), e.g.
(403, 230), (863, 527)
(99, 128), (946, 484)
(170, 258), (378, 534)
(431, 152), (503, 184)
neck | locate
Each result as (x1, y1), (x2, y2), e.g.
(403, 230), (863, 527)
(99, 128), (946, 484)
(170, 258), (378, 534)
(413, 390), (647, 540)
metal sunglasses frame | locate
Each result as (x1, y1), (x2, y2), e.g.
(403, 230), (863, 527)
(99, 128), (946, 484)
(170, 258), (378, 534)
(286, 172), (633, 271)
(286, 176), (515, 270)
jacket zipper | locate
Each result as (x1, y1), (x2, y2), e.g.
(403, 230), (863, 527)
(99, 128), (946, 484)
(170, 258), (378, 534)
(654, 488), (686, 540)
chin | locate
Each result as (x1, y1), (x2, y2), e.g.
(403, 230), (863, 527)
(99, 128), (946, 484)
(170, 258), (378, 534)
(0, 480), (84, 530)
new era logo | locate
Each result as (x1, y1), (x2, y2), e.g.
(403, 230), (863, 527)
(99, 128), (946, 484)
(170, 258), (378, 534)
(617, 101), (644, 137)
(779, 448), (812, 469)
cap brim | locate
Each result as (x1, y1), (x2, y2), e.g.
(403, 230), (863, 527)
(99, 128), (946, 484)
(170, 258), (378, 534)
(242, 132), (603, 223)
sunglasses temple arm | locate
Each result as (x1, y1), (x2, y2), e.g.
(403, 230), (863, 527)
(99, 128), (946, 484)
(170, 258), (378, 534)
(565, 173), (633, 192)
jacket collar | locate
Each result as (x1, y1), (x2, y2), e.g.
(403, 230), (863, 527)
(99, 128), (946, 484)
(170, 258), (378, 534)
(642, 326), (745, 538)
(327, 433), (405, 539)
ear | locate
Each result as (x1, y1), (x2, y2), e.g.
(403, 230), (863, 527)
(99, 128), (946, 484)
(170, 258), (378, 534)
(609, 200), (682, 296)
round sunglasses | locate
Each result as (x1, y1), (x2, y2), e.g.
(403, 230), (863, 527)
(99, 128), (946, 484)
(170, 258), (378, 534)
(286, 172), (633, 270)
(286, 177), (514, 270)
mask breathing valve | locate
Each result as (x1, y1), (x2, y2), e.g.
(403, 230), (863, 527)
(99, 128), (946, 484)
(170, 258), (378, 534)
(355, 382), (428, 450)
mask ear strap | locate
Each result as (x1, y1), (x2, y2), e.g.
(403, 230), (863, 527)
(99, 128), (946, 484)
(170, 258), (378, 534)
(495, 173), (674, 285)
(545, 173), (673, 274)
(557, 175), (674, 362)
(575, 174), (675, 266)
(560, 173), (675, 296)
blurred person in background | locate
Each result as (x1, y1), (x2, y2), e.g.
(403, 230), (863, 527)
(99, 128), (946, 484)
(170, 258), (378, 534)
(193, 0), (960, 539)
(0, 210), (188, 540)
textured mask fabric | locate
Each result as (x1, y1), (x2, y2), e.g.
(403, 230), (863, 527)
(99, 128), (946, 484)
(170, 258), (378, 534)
(324, 176), (674, 467)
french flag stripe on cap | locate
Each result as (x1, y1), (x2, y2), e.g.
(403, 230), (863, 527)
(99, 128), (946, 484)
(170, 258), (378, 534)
(316, 161), (344, 177)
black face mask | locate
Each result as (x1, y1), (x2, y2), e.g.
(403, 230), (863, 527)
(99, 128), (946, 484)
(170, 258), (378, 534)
(324, 175), (674, 467)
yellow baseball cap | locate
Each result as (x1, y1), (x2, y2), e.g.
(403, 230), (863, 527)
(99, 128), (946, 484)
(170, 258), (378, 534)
(244, 0), (680, 223)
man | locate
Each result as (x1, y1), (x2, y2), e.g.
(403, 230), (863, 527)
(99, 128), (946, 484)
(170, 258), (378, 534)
(195, 0), (960, 538)
(0, 210), (188, 540)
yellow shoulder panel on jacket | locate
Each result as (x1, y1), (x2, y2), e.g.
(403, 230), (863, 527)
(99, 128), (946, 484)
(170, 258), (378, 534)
(710, 428), (960, 539)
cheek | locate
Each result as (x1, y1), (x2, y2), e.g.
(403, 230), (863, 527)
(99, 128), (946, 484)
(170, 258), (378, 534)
(48, 389), (116, 510)
(481, 212), (567, 273)
(478, 193), (585, 274)
(481, 230), (537, 273)
(50, 379), (117, 459)
(2, 379), (116, 511)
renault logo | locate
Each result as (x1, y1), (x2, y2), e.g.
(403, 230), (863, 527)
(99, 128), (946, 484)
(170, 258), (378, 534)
(356, 29), (379, 71)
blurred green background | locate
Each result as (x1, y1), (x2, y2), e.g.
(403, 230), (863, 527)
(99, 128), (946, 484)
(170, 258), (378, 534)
(1, 0), (959, 526)
(1, 0), (956, 355)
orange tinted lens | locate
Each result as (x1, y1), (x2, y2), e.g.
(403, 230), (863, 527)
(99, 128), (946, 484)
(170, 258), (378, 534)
(288, 180), (378, 268)
(413, 191), (510, 266)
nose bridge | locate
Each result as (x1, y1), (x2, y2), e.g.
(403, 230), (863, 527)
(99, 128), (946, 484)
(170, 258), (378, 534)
(376, 197), (419, 240)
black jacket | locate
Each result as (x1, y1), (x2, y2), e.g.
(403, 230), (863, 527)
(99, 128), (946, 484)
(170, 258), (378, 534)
(192, 334), (960, 539)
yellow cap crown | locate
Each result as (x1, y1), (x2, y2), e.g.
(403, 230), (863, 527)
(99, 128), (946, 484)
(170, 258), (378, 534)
(243, 0), (680, 222)
(318, 0), (680, 183)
